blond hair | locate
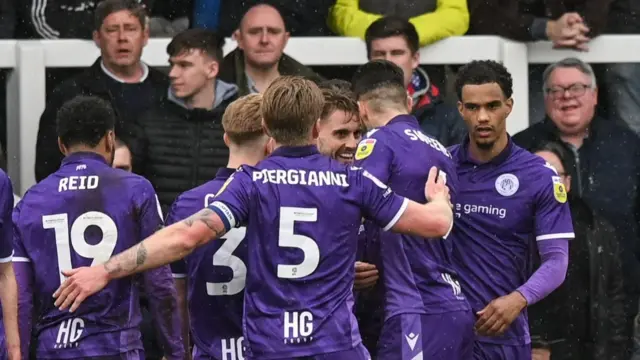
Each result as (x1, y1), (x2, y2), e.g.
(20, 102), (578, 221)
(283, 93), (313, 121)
(222, 93), (264, 145)
(261, 76), (324, 145)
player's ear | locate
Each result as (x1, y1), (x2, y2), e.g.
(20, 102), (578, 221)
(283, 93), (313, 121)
(223, 132), (231, 147)
(406, 93), (413, 111)
(505, 97), (514, 115)
(265, 136), (275, 155)
(457, 101), (463, 116)
(106, 131), (115, 152)
(312, 120), (319, 140)
(57, 137), (68, 156)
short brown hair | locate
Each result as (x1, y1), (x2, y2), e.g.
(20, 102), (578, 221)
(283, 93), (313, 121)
(167, 29), (225, 62)
(222, 94), (265, 145)
(261, 76), (324, 145)
(320, 87), (359, 123)
(94, 0), (147, 31)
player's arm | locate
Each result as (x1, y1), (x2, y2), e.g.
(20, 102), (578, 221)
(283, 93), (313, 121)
(11, 205), (30, 360)
(476, 170), (573, 337)
(166, 204), (193, 360)
(0, 179), (20, 360)
(136, 187), (185, 360)
(361, 166), (454, 239)
(54, 173), (252, 312)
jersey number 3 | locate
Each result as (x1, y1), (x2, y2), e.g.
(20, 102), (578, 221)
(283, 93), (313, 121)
(42, 212), (118, 285)
(207, 227), (247, 296)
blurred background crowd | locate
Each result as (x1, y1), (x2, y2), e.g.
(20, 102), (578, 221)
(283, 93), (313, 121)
(2, 0), (640, 359)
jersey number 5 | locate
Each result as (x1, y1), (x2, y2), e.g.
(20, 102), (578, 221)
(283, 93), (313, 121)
(42, 212), (118, 285)
(277, 207), (320, 279)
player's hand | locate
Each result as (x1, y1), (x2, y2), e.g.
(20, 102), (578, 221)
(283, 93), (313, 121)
(425, 166), (451, 208)
(354, 262), (379, 290)
(53, 266), (110, 313)
(475, 291), (527, 336)
(532, 348), (551, 360)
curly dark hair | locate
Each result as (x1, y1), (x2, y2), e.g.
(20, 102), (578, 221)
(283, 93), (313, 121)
(455, 60), (513, 100)
(56, 96), (115, 148)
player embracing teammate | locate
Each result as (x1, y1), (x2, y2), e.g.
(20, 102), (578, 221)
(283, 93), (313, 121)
(17, 60), (573, 360)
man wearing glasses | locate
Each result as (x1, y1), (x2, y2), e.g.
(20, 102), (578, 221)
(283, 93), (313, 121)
(513, 57), (640, 358)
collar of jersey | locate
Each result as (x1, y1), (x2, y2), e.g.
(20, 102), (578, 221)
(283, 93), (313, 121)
(216, 167), (237, 180)
(61, 152), (109, 166)
(387, 114), (418, 127)
(270, 145), (319, 158)
(457, 135), (514, 166)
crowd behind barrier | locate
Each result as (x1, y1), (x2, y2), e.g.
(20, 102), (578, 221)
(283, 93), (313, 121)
(2, 35), (639, 195)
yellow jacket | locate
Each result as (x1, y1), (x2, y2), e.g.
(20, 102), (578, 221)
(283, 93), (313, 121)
(328, 0), (469, 46)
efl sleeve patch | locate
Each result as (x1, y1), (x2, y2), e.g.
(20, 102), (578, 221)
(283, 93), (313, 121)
(355, 139), (377, 160)
(552, 179), (567, 203)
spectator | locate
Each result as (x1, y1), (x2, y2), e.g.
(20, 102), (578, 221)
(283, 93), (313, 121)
(113, 138), (133, 172)
(193, 0), (334, 36)
(34, 0), (168, 182)
(218, 3), (323, 96)
(528, 141), (626, 360)
(13, 0), (152, 39)
(132, 28), (238, 212)
(467, 0), (640, 132)
(512, 57), (640, 356)
(364, 17), (466, 147)
(328, 0), (469, 47)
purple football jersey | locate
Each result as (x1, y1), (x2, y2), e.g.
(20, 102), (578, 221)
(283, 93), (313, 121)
(0, 169), (14, 355)
(167, 167), (247, 360)
(354, 115), (469, 319)
(449, 138), (575, 346)
(12, 152), (166, 359)
(207, 145), (408, 359)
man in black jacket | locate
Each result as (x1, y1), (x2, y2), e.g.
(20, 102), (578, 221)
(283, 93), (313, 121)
(364, 16), (466, 147)
(528, 141), (626, 360)
(513, 57), (640, 357)
(132, 28), (238, 213)
(34, 0), (168, 182)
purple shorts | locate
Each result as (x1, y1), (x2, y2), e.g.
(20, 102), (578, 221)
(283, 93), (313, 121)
(377, 310), (475, 360)
(473, 341), (531, 360)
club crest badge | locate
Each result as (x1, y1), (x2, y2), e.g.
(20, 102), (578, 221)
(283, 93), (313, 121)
(495, 173), (519, 197)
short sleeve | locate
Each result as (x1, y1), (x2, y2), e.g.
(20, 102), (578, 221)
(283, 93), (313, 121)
(11, 203), (28, 263)
(356, 168), (408, 231)
(534, 172), (575, 241)
(0, 174), (13, 262)
(135, 180), (164, 240)
(207, 169), (253, 231)
(354, 131), (394, 184)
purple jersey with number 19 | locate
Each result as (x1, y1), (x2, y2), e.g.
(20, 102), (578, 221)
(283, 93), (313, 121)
(12, 152), (166, 359)
(167, 167), (247, 360)
(208, 145), (408, 360)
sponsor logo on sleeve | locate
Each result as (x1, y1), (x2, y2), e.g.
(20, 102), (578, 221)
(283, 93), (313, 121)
(355, 139), (376, 161)
(495, 173), (519, 197)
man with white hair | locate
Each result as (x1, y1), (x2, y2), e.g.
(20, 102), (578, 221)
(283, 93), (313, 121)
(514, 57), (640, 357)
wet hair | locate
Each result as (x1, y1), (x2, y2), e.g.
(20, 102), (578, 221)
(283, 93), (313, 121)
(455, 60), (513, 100)
(222, 94), (266, 145)
(57, 96), (115, 148)
(261, 76), (324, 145)
(351, 60), (407, 112)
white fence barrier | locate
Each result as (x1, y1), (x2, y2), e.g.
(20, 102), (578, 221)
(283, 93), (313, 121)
(1, 35), (637, 194)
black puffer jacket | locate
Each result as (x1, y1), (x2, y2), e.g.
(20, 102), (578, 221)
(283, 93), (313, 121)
(132, 80), (238, 213)
(35, 58), (168, 182)
(529, 196), (626, 360)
